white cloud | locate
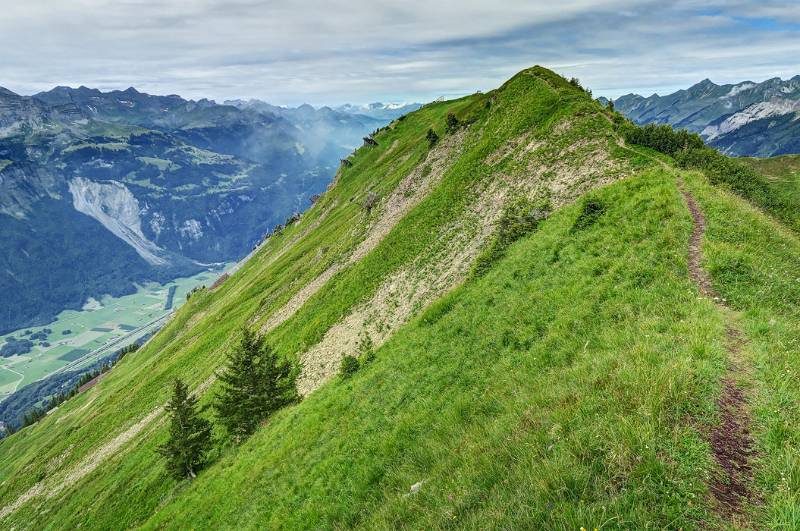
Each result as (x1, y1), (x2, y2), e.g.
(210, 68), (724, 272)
(0, 0), (798, 104)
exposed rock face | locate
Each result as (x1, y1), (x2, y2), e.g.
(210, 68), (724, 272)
(69, 177), (167, 266)
(702, 99), (800, 140)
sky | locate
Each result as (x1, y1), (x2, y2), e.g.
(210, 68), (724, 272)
(1, 0), (799, 106)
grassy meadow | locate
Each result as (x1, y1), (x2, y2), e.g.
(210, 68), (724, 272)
(1, 67), (800, 529)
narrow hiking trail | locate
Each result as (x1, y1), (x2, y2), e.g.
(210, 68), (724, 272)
(679, 183), (758, 524)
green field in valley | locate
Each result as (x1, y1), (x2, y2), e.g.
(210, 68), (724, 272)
(0, 266), (230, 401)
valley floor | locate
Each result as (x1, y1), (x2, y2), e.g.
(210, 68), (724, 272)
(0, 266), (228, 401)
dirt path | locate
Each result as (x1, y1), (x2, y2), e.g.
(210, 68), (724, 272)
(679, 183), (757, 524)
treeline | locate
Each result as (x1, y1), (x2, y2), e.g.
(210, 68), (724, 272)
(618, 121), (800, 232)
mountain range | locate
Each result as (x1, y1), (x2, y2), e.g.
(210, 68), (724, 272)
(610, 76), (800, 157)
(0, 86), (414, 334)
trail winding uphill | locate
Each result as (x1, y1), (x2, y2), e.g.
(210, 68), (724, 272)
(680, 182), (758, 524)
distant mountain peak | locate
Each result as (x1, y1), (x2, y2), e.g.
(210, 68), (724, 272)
(0, 86), (18, 97)
(689, 78), (718, 92)
(613, 73), (800, 157)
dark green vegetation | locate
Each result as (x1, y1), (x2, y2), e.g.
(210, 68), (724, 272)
(1, 67), (800, 529)
(472, 197), (550, 277)
(612, 76), (800, 157)
(214, 329), (296, 440)
(338, 355), (360, 378)
(0, 337), (33, 357)
(158, 379), (213, 480)
(0, 86), (388, 334)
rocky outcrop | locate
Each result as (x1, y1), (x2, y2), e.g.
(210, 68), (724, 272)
(68, 177), (168, 266)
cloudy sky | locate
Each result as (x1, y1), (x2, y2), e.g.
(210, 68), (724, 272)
(2, 0), (799, 105)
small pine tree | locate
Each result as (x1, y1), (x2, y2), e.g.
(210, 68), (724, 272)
(445, 112), (459, 133)
(606, 99), (614, 112)
(426, 128), (439, 147)
(339, 355), (360, 378)
(157, 379), (212, 480)
(215, 328), (296, 441)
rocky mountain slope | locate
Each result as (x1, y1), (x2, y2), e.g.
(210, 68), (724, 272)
(612, 76), (800, 156)
(0, 87), (392, 334)
(2, 67), (800, 529)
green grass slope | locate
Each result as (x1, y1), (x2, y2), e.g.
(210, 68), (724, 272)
(738, 154), (800, 232)
(2, 67), (800, 529)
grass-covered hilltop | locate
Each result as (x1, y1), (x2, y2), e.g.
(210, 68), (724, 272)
(3, 66), (800, 529)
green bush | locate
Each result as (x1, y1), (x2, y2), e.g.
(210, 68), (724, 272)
(445, 112), (460, 133)
(571, 198), (606, 233)
(339, 356), (360, 379)
(426, 128), (440, 148)
(472, 198), (550, 277)
(619, 122), (704, 156)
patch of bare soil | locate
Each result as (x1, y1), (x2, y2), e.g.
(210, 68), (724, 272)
(709, 327), (756, 520)
(681, 189), (716, 298)
(77, 372), (109, 393)
(296, 180), (506, 395)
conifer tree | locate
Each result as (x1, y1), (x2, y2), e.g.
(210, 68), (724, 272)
(426, 128), (439, 147)
(157, 379), (212, 480)
(214, 328), (296, 441)
(445, 112), (459, 133)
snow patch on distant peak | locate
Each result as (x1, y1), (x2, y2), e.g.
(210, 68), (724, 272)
(725, 82), (756, 98)
(68, 177), (168, 266)
(702, 100), (800, 140)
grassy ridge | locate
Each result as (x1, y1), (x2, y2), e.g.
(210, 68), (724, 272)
(3, 67), (800, 528)
(2, 67), (610, 528)
(145, 170), (729, 529)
